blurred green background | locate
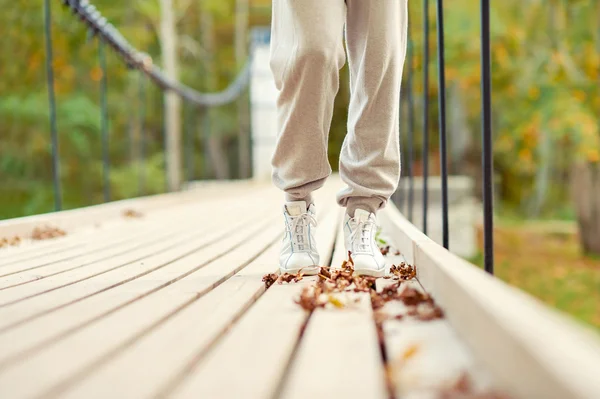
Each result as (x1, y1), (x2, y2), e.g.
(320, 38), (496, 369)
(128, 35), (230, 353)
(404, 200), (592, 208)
(0, 0), (599, 330)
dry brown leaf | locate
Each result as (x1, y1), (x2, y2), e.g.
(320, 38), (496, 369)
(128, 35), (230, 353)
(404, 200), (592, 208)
(262, 273), (278, 288)
(295, 285), (326, 311)
(398, 287), (432, 306)
(401, 343), (420, 361)
(439, 372), (512, 399)
(278, 273), (296, 284)
(370, 291), (386, 310)
(0, 236), (19, 248)
(380, 245), (390, 256)
(390, 262), (417, 280)
(123, 209), (143, 218)
(415, 304), (445, 321)
(31, 226), (66, 241)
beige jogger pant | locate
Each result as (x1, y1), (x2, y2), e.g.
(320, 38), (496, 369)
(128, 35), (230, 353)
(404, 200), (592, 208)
(269, 0), (408, 215)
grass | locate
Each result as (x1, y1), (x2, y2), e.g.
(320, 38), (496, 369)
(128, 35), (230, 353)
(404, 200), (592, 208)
(469, 221), (600, 332)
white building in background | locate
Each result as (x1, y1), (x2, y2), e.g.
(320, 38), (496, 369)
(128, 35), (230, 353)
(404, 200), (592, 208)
(250, 28), (278, 180)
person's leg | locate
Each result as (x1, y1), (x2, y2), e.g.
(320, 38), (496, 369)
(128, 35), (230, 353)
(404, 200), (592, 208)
(340, 0), (408, 276)
(337, 0), (408, 216)
(270, 0), (346, 205)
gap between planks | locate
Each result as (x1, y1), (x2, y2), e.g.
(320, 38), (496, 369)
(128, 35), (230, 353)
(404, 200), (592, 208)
(0, 192), (276, 303)
(0, 207), (285, 399)
(158, 207), (341, 399)
(0, 201), (277, 335)
(0, 195), (281, 369)
(0, 181), (346, 399)
(277, 218), (388, 399)
(0, 186), (273, 274)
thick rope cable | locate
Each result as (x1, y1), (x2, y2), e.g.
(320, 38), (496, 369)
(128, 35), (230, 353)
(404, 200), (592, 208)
(62, 0), (251, 107)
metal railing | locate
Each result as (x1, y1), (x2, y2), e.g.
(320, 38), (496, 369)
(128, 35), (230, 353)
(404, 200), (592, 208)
(42, 0), (494, 274)
(43, 0), (252, 210)
(396, 0), (494, 274)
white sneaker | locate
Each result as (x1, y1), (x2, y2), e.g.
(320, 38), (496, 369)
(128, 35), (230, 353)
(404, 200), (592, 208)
(279, 201), (320, 275)
(344, 209), (386, 277)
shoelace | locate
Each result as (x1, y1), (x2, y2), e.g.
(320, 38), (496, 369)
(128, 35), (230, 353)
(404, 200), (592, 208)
(288, 212), (317, 251)
(349, 218), (376, 253)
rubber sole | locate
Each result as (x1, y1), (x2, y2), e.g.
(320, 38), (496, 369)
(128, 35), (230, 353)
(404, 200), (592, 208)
(279, 265), (320, 276)
(353, 267), (386, 278)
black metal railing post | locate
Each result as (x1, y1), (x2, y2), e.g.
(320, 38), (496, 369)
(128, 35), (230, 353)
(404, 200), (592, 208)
(138, 72), (146, 196)
(422, 0), (430, 234)
(184, 101), (195, 182)
(436, 0), (449, 249)
(481, 0), (494, 274)
(44, 0), (62, 211)
(202, 105), (211, 179)
(99, 37), (111, 202)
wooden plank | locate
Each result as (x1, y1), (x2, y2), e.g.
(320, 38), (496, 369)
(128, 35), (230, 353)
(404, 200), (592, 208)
(0, 189), (277, 317)
(417, 240), (600, 399)
(0, 197), (277, 361)
(0, 189), (267, 292)
(377, 276), (496, 398)
(57, 198), (339, 399)
(0, 207), (284, 398)
(279, 221), (388, 399)
(164, 208), (341, 399)
(0, 186), (266, 267)
(381, 204), (600, 399)
(0, 208), (198, 281)
(0, 209), (222, 302)
(379, 202), (431, 265)
(0, 184), (337, 399)
(0, 180), (267, 239)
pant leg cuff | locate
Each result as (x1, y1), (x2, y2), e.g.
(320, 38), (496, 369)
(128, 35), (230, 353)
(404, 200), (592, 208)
(285, 192), (314, 206)
(346, 196), (384, 217)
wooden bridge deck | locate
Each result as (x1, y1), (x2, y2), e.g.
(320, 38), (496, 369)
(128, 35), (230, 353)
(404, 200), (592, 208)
(1, 179), (600, 399)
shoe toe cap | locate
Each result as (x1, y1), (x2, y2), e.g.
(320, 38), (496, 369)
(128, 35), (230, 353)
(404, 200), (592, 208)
(280, 252), (320, 273)
(352, 253), (385, 272)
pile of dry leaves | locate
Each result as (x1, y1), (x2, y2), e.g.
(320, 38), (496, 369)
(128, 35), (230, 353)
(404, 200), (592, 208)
(261, 251), (509, 399)
(31, 226), (67, 240)
(262, 252), (444, 322)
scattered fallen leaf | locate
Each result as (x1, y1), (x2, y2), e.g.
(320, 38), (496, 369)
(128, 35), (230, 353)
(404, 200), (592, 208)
(439, 372), (511, 399)
(278, 273), (296, 284)
(31, 226), (66, 240)
(295, 285), (326, 311)
(327, 295), (345, 308)
(394, 249), (401, 255)
(374, 311), (391, 324)
(390, 263), (417, 280)
(262, 273), (278, 288)
(398, 287), (432, 306)
(415, 303), (445, 321)
(401, 343), (420, 361)
(262, 270), (305, 288)
(371, 291), (386, 310)
(123, 209), (143, 218)
(380, 245), (390, 256)
(0, 236), (21, 248)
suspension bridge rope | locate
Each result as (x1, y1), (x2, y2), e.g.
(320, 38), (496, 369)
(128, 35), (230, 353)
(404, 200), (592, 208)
(62, 0), (252, 107)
